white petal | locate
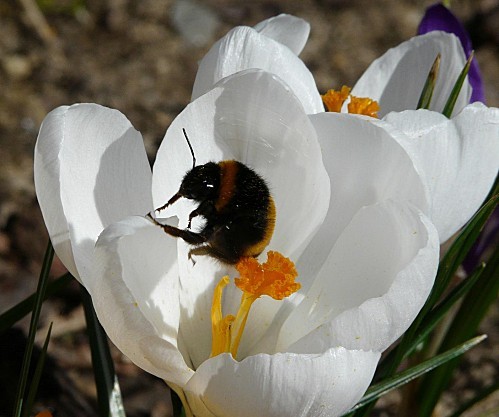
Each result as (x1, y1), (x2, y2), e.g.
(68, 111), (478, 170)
(175, 241), (233, 369)
(352, 32), (471, 118)
(91, 216), (193, 385)
(191, 26), (323, 114)
(153, 69), (330, 261)
(253, 14), (310, 55)
(185, 348), (380, 417)
(298, 113), (428, 283)
(35, 104), (153, 284)
(278, 201), (439, 353)
(384, 103), (499, 242)
(34, 106), (78, 278)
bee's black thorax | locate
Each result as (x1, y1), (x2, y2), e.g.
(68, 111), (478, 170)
(157, 159), (276, 264)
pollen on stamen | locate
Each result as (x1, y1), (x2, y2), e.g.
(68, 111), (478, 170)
(348, 96), (380, 118)
(322, 85), (380, 118)
(322, 85), (351, 113)
(234, 251), (300, 300)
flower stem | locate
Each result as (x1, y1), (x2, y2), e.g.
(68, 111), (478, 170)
(13, 241), (54, 417)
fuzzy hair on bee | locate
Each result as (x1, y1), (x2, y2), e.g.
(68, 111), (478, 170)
(149, 130), (276, 264)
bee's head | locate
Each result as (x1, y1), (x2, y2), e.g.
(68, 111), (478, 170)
(179, 162), (220, 201)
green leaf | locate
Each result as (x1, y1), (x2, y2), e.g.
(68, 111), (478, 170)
(81, 285), (126, 417)
(343, 335), (486, 416)
(429, 182), (497, 311)
(0, 273), (72, 334)
(13, 241), (54, 417)
(370, 262), (484, 384)
(442, 52), (474, 118)
(417, 244), (499, 416)
(22, 322), (53, 417)
(417, 54), (441, 110)
(418, 182), (496, 324)
(447, 380), (499, 417)
(410, 262), (485, 353)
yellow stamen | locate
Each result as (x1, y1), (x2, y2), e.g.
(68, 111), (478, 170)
(322, 85), (379, 118)
(230, 293), (258, 358)
(322, 85), (351, 113)
(348, 96), (380, 118)
(210, 251), (300, 359)
(210, 276), (234, 357)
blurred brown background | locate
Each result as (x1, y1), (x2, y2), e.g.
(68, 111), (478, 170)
(0, 0), (498, 416)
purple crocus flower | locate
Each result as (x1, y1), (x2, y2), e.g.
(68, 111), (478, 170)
(417, 3), (485, 103)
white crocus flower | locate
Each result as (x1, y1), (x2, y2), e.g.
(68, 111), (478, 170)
(199, 14), (498, 244)
(35, 68), (439, 416)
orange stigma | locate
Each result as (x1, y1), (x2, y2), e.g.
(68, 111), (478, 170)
(234, 251), (300, 300)
(210, 251), (300, 359)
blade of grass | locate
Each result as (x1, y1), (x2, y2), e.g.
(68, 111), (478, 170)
(447, 380), (499, 417)
(0, 273), (72, 333)
(22, 322), (53, 417)
(371, 262), (484, 378)
(417, 54), (441, 110)
(408, 262), (485, 355)
(429, 181), (497, 310)
(417, 245), (499, 417)
(81, 285), (126, 417)
(442, 52), (474, 118)
(343, 335), (486, 416)
(13, 241), (54, 417)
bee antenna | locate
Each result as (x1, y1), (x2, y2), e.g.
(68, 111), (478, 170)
(182, 128), (196, 169)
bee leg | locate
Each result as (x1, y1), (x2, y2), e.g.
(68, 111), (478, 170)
(155, 192), (182, 213)
(164, 225), (206, 245)
(187, 250), (197, 266)
(187, 211), (197, 229)
(188, 200), (215, 229)
(147, 213), (207, 244)
(188, 245), (212, 261)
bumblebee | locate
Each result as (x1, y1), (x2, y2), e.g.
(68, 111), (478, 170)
(150, 131), (276, 264)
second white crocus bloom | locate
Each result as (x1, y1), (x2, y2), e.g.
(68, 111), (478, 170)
(199, 14), (499, 244)
(35, 66), (440, 416)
